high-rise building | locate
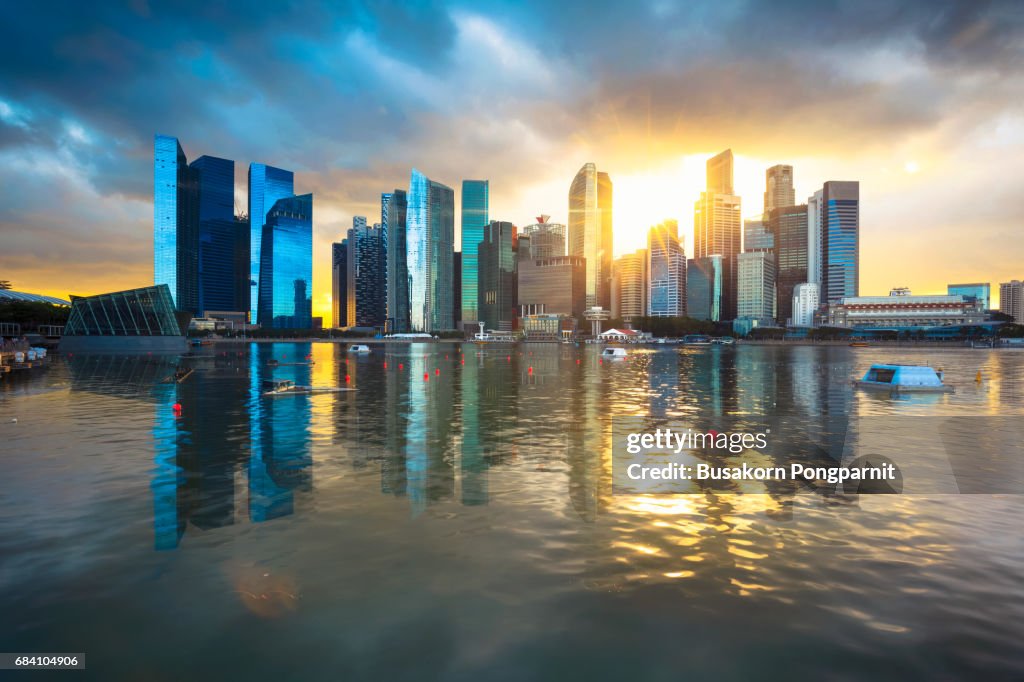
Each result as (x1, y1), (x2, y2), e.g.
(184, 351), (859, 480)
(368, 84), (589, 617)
(611, 250), (647, 322)
(249, 163), (294, 323)
(258, 194), (312, 329)
(477, 221), (517, 331)
(346, 217), (386, 328)
(791, 283), (819, 327)
(687, 255), (724, 322)
(233, 214), (250, 315)
(744, 216), (773, 252)
(806, 189), (824, 285)
(737, 251), (776, 320)
(769, 203), (809, 324)
(647, 220), (686, 317)
(694, 150), (741, 319)
(385, 190), (409, 332)
(948, 283), (990, 312)
(519, 255), (586, 319)
(154, 134), (199, 312)
(764, 164), (795, 214)
(820, 181), (860, 303)
(407, 169), (455, 332)
(461, 180), (489, 325)
(332, 241), (347, 328)
(189, 155), (239, 314)
(520, 215), (566, 259)
(568, 163), (613, 309)
(999, 281), (1024, 323)
(453, 251), (462, 328)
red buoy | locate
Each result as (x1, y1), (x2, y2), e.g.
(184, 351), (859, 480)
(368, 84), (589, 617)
(383, 361), (388, 369)
(528, 366), (533, 375)
(399, 363), (404, 371)
(435, 368), (440, 376)
(424, 372), (429, 381)
(345, 374), (351, 383)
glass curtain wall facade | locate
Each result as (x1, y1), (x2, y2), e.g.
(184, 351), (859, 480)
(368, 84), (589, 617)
(568, 164), (613, 310)
(769, 203), (809, 324)
(258, 194), (313, 329)
(332, 241), (347, 328)
(694, 150), (741, 320)
(154, 135), (199, 313)
(947, 283), (990, 312)
(190, 155), (238, 314)
(407, 170), (455, 332)
(385, 190), (409, 332)
(647, 220), (686, 317)
(249, 163), (295, 324)
(64, 285), (183, 336)
(687, 256), (724, 322)
(821, 181), (860, 303)
(521, 216), (566, 259)
(478, 221), (517, 331)
(461, 180), (489, 325)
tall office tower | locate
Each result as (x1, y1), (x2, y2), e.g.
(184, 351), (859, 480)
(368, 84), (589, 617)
(769, 203), (809, 324)
(820, 181), (860, 303)
(999, 281), (1024, 323)
(477, 221), (517, 331)
(611, 249), (648, 321)
(453, 251), (462, 328)
(344, 216), (364, 326)
(381, 192), (392, 233)
(948, 283), (990, 312)
(764, 164), (795, 214)
(647, 220), (686, 317)
(791, 282), (819, 327)
(345, 217), (386, 327)
(521, 215), (567, 258)
(154, 134), (199, 312)
(687, 255), (724, 322)
(568, 163), (613, 309)
(737, 251), (776, 320)
(258, 194), (313, 329)
(249, 163), (295, 324)
(233, 214), (250, 315)
(806, 189), (823, 285)
(189, 155), (237, 314)
(744, 216), (773, 252)
(694, 150), (741, 319)
(460, 180), (489, 325)
(408, 169), (455, 332)
(332, 241), (347, 328)
(385, 190), (409, 332)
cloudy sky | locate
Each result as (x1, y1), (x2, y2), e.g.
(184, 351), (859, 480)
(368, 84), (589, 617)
(1, 0), (1022, 318)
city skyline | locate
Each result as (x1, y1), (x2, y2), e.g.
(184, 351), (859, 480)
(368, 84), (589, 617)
(2, 2), (1023, 321)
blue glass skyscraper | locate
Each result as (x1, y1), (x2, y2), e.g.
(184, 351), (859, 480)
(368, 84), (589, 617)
(460, 180), (489, 325)
(386, 190), (409, 332)
(190, 155), (238, 313)
(154, 134), (199, 312)
(821, 181), (859, 303)
(249, 163), (294, 324)
(407, 169), (455, 332)
(258, 194), (313, 329)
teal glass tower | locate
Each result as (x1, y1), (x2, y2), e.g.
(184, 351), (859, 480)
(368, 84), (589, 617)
(460, 180), (489, 325)
(407, 169), (455, 332)
(153, 134), (199, 312)
(248, 163), (294, 324)
(258, 194), (313, 329)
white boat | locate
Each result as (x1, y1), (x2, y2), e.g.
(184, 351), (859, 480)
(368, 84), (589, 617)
(853, 364), (954, 394)
(262, 379), (355, 397)
(601, 347), (628, 359)
(347, 344), (371, 354)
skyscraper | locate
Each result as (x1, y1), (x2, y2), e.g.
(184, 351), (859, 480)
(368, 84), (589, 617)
(568, 163), (613, 309)
(258, 194), (313, 329)
(153, 134), (199, 312)
(806, 189), (824, 285)
(737, 251), (776, 320)
(519, 255), (586, 319)
(611, 250), (647, 322)
(248, 163), (294, 324)
(999, 281), (1024, 323)
(460, 180), (489, 326)
(687, 256), (724, 322)
(190, 155), (238, 314)
(647, 220), (686, 317)
(477, 221), (517, 331)
(233, 214), (250, 315)
(520, 215), (566, 259)
(764, 164), (795, 214)
(769, 203), (809, 324)
(385, 190), (409, 332)
(820, 181), (860, 303)
(346, 217), (386, 328)
(407, 169), (455, 332)
(332, 241), (347, 328)
(744, 216), (773, 252)
(694, 150), (741, 319)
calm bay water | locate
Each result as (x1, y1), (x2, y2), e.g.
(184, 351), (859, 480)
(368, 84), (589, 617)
(1, 343), (1023, 681)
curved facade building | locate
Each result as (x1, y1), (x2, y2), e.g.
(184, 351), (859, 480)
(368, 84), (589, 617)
(568, 163), (612, 310)
(407, 169), (455, 332)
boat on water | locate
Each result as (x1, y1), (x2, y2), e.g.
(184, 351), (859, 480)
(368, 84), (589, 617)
(853, 364), (954, 394)
(163, 367), (194, 384)
(347, 344), (371, 354)
(601, 347), (628, 359)
(267, 358), (316, 366)
(681, 335), (712, 346)
(190, 338), (214, 347)
(712, 336), (735, 345)
(261, 379), (355, 397)
(849, 341), (871, 348)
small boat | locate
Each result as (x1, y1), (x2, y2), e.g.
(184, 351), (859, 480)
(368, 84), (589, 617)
(163, 367), (194, 384)
(853, 364), (954, 394)
(681, 335), (712, 346)
(601, 347), (628, 359)
(849, 341), (871, 348)
(712, 336), (735, 345)
(261, 379), (354, 397)
(267, 358), (315, 366)
(347, 344), (371, 354)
